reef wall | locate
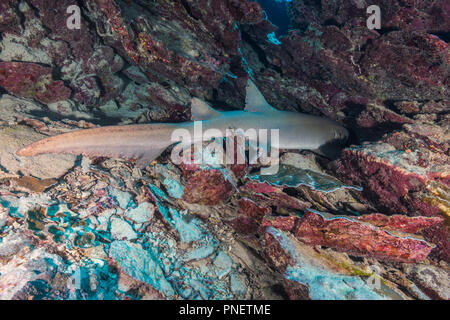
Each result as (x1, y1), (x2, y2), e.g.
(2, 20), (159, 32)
(0, 0), (448, 300)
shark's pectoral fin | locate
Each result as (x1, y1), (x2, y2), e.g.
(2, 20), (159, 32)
(245, 79), (278, 113)
(135, 145), (170, 169)
(191, 97), (222, 120)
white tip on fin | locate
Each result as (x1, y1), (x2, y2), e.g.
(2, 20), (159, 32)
(191, 98), (222, 121)
(245, 79), (277, 113)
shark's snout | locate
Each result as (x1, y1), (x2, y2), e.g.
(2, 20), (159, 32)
(331, 125), (350, 145)
(333, 128), (348, 141)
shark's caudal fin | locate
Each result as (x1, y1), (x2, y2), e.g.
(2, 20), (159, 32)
(245, 79), (278, 113)
(191, 98), (222, 120)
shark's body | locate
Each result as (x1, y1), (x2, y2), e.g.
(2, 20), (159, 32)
(17, 80), (349, 168)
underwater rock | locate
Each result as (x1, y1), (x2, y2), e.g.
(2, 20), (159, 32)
(0, 62), (71, 104)
(183, 169), (233, 205)
(0, 1), (20, 34)
(0, 126), (76, 179)
(261, 227), (388, 300)
(0, 232), (30, 260)
(0, 247), (67, 300)
(262, 209), (436, 263)
(122, 66), (149, 85)
(28, 0), (96, 65)
(110, 217), (138, 240)
(333, 142), (450, 261)
(406, 264), (450, 300)
(247, 163), (362, 193)
(125, 202), (155, 224)
(356, 214), (444, 234)
(109, 240), (175, 298)
(87, 0), (239, 97)
(7, 176), (57, 193)
(289, 0), (450, 33)
(241, 181), (311, 212)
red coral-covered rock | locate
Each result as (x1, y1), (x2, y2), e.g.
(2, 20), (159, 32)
(182, 169), (233, 205)
(262, 210), (437, 263)
(0, 1), (20, 34)
(226, 197), (272, 235)
(332, 141), (449, 261)
(241, 181), (311, 211)
(357, 213), (443, 234)
(289, 0), (450, 33)
(0, 62), (71, 104)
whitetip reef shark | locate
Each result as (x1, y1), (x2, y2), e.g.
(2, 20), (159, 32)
(16, 79), (349, 169)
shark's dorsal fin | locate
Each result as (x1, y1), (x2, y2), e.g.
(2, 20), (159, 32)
(245, 79), (277, 113)
(191, 97), (222, 121)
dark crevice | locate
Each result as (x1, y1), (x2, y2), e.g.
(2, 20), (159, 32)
(283, 187), (302, 198)
(179, 0), (199, 21)
(323, 18), (341, 28)
(430, 32), (450, 43)
(375, 27), (400, 36)
(256, 0), (290, 36)
(383, 99), (410, 117)
(348, 255), (364, 263)
(341, 101), (407, 144)
(241, 31), (269, 68)
(270, 283), (290, 299)
(212, 88), (219, 101)
(241, 31), (282, 74)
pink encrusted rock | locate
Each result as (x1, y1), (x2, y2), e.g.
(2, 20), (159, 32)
(88, 0), (260, 97)
(260, 229), (295, 271)
(262, 210), (436, 263)
(226, 0), (264, 25)
(356, 104), (413, 128)
(289, 0), (450, 33)
(225, 198), (272, 235)
(225, 216), (261, 235)
(0, 1), (20, 33)
(70, 76), (101, 107)
(89, 0), (139, 63)
(332, 140), (449, 261)
(238, 198), (271, 220)
(0, 62), (71, 104)
(29, 0), (96, 64)
(182, 169), (233, 205)
(240, 181), (311, 211)
(142, 83), (191, 122)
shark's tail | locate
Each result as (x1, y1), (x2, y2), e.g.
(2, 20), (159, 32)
(17, 123), (178, 168)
